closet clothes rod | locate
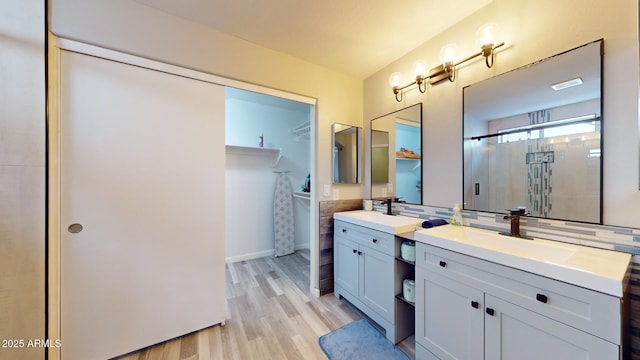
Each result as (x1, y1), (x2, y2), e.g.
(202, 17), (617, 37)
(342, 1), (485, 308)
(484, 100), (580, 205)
(272, 170), (291, 174)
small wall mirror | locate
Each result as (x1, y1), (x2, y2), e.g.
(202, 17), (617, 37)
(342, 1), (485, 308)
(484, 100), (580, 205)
(370, 103), (422, 204)
(332, 123), (362, 184)
(463, 40), (602, 223)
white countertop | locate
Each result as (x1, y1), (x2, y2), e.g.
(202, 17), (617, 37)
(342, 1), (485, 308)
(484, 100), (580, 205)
(334, 210), (423, 234)
(414, 225), (631, 297)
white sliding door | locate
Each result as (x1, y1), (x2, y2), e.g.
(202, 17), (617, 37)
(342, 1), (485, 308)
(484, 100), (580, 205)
(59, 50), (225, 360)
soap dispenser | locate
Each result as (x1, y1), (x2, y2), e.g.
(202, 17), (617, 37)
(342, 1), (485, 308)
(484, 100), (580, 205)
(450, 203), (463, 226)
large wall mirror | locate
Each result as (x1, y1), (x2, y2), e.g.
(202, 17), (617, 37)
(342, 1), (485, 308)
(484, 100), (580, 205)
(371, 103), (422, 204)
(332, 123), (362, 184)
(463, 39), (602, 223)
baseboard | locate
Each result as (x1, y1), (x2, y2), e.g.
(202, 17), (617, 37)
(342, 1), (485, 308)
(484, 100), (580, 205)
(226, 245), (310, 263)
(225, 249), (275, 263)
(295, 243), (310, 251)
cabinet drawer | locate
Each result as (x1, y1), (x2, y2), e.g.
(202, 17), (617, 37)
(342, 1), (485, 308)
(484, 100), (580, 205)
(416, 242), (622, 345)
(335, 220), (394, 256)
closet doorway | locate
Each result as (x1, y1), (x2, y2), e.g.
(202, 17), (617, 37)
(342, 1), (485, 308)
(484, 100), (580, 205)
(225, 87), (313, 281)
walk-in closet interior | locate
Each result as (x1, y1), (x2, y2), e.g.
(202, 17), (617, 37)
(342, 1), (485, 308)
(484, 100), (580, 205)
(225, 88), (313, 264)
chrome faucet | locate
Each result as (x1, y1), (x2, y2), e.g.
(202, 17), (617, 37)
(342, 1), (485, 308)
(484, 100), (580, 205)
(499, 208), (531, 239)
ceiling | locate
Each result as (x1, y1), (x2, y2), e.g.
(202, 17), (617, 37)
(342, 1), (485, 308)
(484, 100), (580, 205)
(133, 0), (493, 79)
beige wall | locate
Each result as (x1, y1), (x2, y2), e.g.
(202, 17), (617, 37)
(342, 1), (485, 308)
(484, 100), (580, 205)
(363, 0), (639, 228)
(49, 0), (364, 202)
(0, 1), (45, 360)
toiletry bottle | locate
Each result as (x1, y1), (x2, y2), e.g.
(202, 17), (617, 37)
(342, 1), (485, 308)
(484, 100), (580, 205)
(450, 203), (463, 226)
(259, 133), (264, 148)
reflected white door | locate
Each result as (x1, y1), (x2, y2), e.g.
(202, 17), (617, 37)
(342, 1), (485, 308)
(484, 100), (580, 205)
(59, 50), (226, 360)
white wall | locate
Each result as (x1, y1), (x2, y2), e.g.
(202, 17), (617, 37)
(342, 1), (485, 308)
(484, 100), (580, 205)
(0, 1), (45, 359)
(225, 88), (311, 261)
(363, 0), (639, 228)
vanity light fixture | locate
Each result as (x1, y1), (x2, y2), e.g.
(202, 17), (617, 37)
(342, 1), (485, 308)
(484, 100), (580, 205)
(390, 23), (505, 102)
(390, 61), (428, 102)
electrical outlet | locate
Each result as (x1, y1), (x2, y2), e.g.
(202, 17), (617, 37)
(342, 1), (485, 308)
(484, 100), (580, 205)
(332, 189), (339, 200)
(323, 184), (331, 197)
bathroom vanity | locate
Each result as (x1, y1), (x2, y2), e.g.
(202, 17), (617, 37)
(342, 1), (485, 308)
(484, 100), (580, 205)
(333, 210), (422, 343)
(332, 210), (632, 359)
(414, 225), (631, 360)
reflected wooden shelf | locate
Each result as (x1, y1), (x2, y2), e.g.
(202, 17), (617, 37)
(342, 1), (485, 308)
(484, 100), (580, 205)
(225, 145), (282, 166)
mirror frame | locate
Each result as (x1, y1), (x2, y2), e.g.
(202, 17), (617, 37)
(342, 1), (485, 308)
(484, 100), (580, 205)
(369, 103), (423, 204)
(462, 39), (603, 224)
(331, 123), (363, 184)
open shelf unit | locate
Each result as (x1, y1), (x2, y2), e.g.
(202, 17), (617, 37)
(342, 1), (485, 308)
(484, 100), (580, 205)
(394, 235), (416, 342)
(395, 293), (415, 307)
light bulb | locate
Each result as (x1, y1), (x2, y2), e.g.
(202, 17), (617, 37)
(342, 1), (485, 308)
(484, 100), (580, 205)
(389, 72), (402, 88)
(476, 23), (499, 47)
(414, 61), (426, 78)
(439, 43), (458, 66)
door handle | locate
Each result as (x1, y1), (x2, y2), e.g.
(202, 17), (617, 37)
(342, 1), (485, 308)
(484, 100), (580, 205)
(68, 223), (84, 234)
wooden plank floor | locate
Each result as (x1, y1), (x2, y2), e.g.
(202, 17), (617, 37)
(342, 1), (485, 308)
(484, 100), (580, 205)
(114, 250), (415, 360)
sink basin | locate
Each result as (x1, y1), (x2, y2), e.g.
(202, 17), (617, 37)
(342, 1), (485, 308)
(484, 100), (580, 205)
(415, 225), (631, 297)
(334, 210), (422, 234)
(441, 226), (576, 263)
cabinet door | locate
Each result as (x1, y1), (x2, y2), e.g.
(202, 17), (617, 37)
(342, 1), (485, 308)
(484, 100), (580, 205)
(360, 246), (394, 323)
(415, 269), (484, 360)
(334, 236), (359, 297)
(484, 295), (619, 360)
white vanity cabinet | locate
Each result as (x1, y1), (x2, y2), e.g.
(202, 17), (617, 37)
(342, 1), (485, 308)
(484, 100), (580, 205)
(334, 220), (396, 338)
(416, 269), (484, 360)
(415, 242), (626, 360)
